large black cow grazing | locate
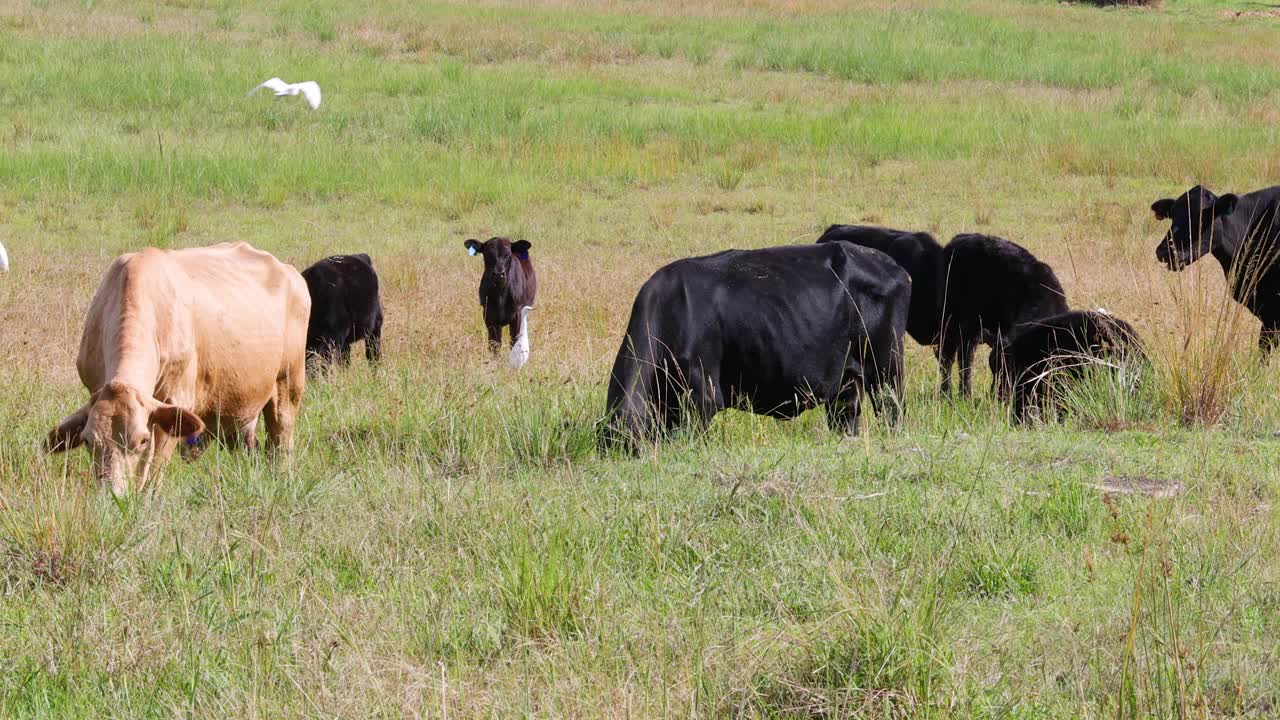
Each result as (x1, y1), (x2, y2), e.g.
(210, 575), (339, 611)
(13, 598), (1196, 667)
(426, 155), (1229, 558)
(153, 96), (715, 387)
(465, 237), (537, 354)
(936, 233), (1068, 397)
(989, 310), (1144, 423)
(816, 224), (943, 347)
(604, 243), (911, 447)
(1152, 184), (1280, 353)
(302, 253), (383, 372)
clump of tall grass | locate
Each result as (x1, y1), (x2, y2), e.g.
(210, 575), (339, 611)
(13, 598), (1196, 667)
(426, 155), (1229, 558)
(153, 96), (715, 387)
(1060, 356), (1161, 431)
(952, 542), (1041, 598)
(747, 593), (952, 718)
(1149, 224), (1274, 427)
(0, 461), (140, 589)
(132, 194), (189, 247)
(1114, 507), (1213, 719)
(495, 524), (601, 643)
(1028, 480), (1099, 539)
(498, 386), (599, 468)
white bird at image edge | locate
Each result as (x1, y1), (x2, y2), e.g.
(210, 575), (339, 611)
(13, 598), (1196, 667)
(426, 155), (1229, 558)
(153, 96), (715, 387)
(509, 306), (534, 370)
(0, 241), (8, 273)
(248, 77), (322, 110)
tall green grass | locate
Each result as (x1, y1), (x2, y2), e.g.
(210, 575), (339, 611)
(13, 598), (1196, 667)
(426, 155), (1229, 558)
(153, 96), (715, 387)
(4, 3), (1280, 206)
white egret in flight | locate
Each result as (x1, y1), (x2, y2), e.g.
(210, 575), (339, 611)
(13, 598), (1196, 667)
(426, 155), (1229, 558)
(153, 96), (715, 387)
(248, 77), (322, 110)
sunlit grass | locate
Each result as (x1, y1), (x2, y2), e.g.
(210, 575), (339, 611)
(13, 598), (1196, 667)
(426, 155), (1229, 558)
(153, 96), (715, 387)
(2, 0), (1280, 716)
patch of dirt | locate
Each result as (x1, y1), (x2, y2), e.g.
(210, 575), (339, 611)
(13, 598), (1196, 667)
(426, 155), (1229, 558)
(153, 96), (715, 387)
(1092, 475), (1184, 499)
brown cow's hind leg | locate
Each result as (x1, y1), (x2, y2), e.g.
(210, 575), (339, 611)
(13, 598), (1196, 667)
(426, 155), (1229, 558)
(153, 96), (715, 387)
(264, 364), (305, 453)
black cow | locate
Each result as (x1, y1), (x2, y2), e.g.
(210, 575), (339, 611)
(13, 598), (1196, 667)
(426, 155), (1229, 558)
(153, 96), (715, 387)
(818, 226), (1067, 397)
(816, 224), (943, 347)
(301, 254), (383, 372)
(604, 243), (910, 446)
(936, 233), (1068, 397)
(1152, 184), (1280, 353)
(989, 310), (1143, 423)
(464, 237), (536, 354)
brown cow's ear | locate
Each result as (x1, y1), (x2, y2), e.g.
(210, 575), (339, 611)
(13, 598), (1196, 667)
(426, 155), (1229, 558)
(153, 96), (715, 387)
(47, 405), (90, 453)
(464, 239), (482, 256)
(511, 240), (531, 256)
(149, 405), (205, 440)
(1151, 199), (1174, 221)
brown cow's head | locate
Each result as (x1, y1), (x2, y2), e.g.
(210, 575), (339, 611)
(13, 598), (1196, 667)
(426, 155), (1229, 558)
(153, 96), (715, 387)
(46, 381), (203, 495)
(465, 237), (532, 291)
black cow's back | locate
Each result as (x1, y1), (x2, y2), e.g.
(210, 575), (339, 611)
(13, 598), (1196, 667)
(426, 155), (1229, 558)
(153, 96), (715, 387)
(302, 254), (384, 370)
(940, 234), (1067, 333)
(606, 243), (910, 443)
(817, 224), (942, 345)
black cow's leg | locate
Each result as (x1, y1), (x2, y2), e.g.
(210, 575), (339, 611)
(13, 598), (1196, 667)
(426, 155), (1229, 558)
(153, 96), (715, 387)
(685, 365), (721, 430)
(1012, 384), (1030, 424)
(655, 360), (684, 435)
(936, 340), (956, 396)
(827, 392), (862, 436)
(870, 362), (904, 430)
(365, 313), (384, 365)
(1260, 323), (1280, 357)
(338, 342), (352, 367)
(509, 313), (523, 349)
(958, 337), (977, 398)
(487, 325), (502, 354)
(317, 339), (340, 369)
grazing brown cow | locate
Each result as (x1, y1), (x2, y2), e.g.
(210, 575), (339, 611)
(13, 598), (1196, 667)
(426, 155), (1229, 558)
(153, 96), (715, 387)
(46, 242), (311, 495)
(464, 236), (536, 354)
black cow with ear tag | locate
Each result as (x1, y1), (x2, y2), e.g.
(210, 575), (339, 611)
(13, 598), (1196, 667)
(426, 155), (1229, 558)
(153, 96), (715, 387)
(1151, 184), (1280, 353)
(464, 236), (537, 354)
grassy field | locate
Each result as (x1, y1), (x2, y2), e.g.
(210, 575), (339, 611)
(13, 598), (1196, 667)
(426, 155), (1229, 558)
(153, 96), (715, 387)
(4, 0), (1280, 716)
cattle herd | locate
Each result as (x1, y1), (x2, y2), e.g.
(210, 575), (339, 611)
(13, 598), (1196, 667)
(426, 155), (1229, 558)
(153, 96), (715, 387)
(38, 183), (1280, 493)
